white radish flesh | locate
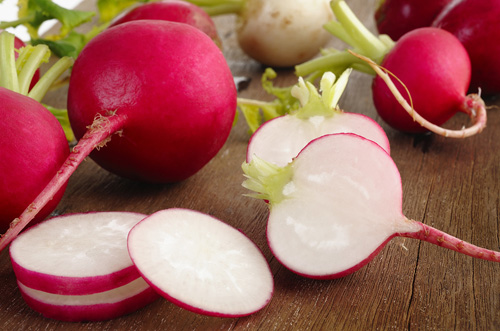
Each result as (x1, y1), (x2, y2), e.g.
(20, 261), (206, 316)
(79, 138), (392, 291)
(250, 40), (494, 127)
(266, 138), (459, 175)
(17, 277), (159, 322)
(242, 133), (500, 279)
(127, 208), (274, 317)
(10, 212), (146, 295)
(247, 70), (390, 166)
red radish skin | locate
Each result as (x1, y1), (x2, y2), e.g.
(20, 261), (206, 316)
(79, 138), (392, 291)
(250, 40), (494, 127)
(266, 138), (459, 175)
(0, 87), (69, 233)
(242, 133), (500, 279)
(9, 212), (147, 295)
(432, 0), (500, 95)
(17, 278), (159, 322)
(0, 20), (237, 251)
(375, 0), (452, 40)
(371, 27), (483, 133)
(110, 0), (222, 48)
(127, 208), (274, 317)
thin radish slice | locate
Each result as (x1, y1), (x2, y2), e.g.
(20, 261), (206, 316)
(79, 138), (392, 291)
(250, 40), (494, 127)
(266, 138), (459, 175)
(242, 133), (500, 279)
(127, 208), (274, 317)
(18, 277), (159, 322)
(247, 70), (389, 166)
(10, 212), (146, 295)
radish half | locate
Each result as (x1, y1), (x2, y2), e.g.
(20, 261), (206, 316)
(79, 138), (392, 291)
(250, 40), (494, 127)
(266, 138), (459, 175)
(127, 208), (274, 317)
(242, 133), (500, 279)
(10, 212), (147, 295)
(17, 278), (159, 322)
(246, 70), (390, 166)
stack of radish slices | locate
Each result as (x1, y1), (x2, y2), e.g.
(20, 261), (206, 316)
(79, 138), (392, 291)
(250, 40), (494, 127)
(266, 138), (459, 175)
(9, 210), (274, 321)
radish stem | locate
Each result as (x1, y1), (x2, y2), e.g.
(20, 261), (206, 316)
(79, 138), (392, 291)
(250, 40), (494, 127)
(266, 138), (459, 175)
(0, 113), (128, 252)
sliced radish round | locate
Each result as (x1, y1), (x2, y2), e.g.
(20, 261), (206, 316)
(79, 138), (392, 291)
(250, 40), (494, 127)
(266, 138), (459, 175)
(10, 212), (147, 295)
(18, 277), (159, 322)
(127, 208), (274, 317)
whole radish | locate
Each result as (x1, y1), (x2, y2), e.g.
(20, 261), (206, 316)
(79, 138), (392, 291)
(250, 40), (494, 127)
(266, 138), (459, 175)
(187, 0), (333, 67)
(0, 31), (71, 233)
(375, 0), (452, 40)
(432, 0), (500, 96)
(110, 0), (222, 48)
(295, 0), (486, 138)
(0, 20), (236, 251)
(242, 133), (500, 279)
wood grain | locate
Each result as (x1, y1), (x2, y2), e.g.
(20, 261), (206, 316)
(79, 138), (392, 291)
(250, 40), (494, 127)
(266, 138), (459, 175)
(2, 0), (500, 330)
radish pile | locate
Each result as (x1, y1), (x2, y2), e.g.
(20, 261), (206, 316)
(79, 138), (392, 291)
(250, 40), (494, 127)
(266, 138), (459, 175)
(0, 19), (237, 251)
(295, 0), (487, 137)
(242, 133), (500, 278)
(9, 210), (273, 321)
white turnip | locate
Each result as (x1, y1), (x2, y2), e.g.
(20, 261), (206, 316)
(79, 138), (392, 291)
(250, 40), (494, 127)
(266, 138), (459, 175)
(188, 0), (333, 67)
(246, 69), (390, 167)
(127, 208), (274, 317)
(9, 212), (147, 295)
(295, 0), (487, 138)
(0, 20), (237, 251)
(242, 133), (500, 279)
(17, 278), (159, 322)
(110, 0), (222, 48)
(432, 0), (500, 96)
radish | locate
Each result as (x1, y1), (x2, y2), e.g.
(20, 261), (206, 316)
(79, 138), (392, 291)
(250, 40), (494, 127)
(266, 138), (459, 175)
(9, 212), (147, 295)
(187, 0), (333, 67)
(17, 278), (159, 322)
(295, 0), (487, 137)
(110, 0), (222, 48)
(0, 20), (237, 251)
(127, 208), (274, 317)
(432, 0), (500, 96)
(0, 31), (72, 234)
(375, 0), (452, 40)
(246, 69), (390, 167)
(242, 133), (500, 279)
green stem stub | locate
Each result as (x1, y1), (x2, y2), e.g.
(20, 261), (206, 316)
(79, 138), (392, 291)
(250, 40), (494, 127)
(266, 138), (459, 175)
(242, 156), (293, 205)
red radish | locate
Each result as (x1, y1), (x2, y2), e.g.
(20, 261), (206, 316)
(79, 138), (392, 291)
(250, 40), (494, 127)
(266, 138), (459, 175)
(242, 133), (500, 279)
(0, 20), (236, 251)
(109, 0), (222, 48)
(127, 208), (274, 317)
(0, 31), (71, 233)
(375, 0), (452, 41)
(247, 69), (390, 167)
(188, 0), (333, 67)
(295, 0), (487, 137)
(9, 212), (147, 295)
(17, 278), (159, 322)
(432, 0), (500, 95)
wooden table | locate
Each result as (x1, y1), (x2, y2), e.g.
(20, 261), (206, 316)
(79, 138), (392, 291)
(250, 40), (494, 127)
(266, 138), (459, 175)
(2, 1), (500, 329)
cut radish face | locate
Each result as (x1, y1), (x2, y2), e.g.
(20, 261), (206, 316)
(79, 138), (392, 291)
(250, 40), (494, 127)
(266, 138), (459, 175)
(17, 277), (159, 322)
(247, 70), (389, 166)
(242, 133), (500, 279)
(127, 208), (274, 317)
(10, 212), (147, 295)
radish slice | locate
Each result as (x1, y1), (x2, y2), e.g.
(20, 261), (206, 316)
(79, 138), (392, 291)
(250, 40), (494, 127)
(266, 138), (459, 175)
(127, 208), (274, 317)
(18, 277), (159, 322)
(10, 212), (147, 295)
(246, 70), (389, 166)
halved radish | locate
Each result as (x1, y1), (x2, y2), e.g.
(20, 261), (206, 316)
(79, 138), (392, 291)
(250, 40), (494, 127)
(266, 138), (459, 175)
(246, 70), (389, 166)
(10, 212), (146, 295)
(17, 277), (159, 322)
(127, 208), (274, 317)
